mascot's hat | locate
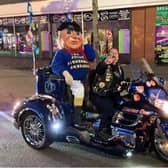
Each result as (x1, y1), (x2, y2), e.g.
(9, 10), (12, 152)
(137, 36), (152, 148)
(57, 21), (82, 32)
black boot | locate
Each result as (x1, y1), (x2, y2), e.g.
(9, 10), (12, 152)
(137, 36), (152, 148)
(73, 107), (87, 130)
(96, 118), (111, 141)
(97, 128), (111, 141)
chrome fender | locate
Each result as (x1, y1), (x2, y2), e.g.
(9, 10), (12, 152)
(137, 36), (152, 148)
(154, 118), (168, 161)
(12, 94), (62, 129)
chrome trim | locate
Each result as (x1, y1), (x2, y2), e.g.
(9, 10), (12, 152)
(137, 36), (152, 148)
(26, 94), (56, 103)
(66, 136), (80, 143)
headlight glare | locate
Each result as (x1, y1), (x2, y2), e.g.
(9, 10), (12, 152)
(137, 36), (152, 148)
(155, 99), (168, 117)
(51, 120), (63, 132)
(162, 102), (168, 116)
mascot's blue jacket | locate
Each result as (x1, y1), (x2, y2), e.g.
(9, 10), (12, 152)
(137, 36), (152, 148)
(51, 44), (96, 81)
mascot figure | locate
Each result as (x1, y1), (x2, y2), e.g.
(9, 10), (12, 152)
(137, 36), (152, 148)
(51, 21), (96, 130)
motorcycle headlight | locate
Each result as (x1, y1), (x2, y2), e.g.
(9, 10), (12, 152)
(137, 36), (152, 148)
(125, 151), (133, 158)
(133, 94), (141, 101)
(135, 86), (144, 94)
(155, 99), (168, 117)
(162, 102), (168, 117)
(146, 80), (156, 87)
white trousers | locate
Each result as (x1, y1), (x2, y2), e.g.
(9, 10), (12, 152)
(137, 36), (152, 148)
(70, 80), (84, 106)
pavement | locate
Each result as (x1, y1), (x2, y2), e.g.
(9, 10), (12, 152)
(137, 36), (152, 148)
(0, 62), (168, 112)
(0, 68), (35, 112)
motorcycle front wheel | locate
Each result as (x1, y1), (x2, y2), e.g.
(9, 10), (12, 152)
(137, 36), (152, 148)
(21, 112), (54, 149)
(154, 127), (168, 162)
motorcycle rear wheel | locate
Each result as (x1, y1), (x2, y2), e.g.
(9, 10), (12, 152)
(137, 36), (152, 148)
(21, 112), (54, 149)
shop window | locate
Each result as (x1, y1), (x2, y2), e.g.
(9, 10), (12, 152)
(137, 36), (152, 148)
(51, 14), (67, 54)
(0, 18), (15, 56)
(81, 9), (131, 64)
(0, 16), (40, 57)
(15, 16), (39, 57)
(155, 6), (168, 64)
(39, 15), (51, 58)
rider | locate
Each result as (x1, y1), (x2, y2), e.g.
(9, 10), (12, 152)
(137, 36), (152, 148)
(51, 21), (96, 130)
(91, 48), (125, 140)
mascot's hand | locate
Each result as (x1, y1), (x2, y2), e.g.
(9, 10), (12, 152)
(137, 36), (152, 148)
(63, 70), (73, 85)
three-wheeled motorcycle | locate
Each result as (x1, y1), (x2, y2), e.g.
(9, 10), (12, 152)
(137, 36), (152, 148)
(12, 59), (168, 161)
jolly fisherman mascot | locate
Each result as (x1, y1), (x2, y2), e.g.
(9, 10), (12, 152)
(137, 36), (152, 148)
(51, 21), (96, 130)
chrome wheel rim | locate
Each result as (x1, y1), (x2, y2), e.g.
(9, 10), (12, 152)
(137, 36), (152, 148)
(23, 114), (46, 148)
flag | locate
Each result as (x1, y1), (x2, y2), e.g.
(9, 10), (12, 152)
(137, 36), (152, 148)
(27, 0), (33, 24)
(26, 0), (37, 75)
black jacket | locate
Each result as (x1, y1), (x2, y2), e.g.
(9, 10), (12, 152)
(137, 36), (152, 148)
(92, 59), (124, 96)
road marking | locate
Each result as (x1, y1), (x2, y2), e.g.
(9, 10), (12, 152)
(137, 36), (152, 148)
(0, 111), (14, 123)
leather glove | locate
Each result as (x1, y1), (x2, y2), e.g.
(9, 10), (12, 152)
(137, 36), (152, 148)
(118, 81), (129, 91)
(63, 70), (73, 85)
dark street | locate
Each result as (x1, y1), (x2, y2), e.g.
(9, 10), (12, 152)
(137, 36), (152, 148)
(0, 113), (168, 167)
(0, 64), (168, 167)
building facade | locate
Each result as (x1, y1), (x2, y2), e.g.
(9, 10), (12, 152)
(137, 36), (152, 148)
(0, 0), (167, 68)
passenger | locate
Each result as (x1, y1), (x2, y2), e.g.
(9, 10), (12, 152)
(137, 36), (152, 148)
(91, 48), (125, 140)
(51, 21), (96, 130)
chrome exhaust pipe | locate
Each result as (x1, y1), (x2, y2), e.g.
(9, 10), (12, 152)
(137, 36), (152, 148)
(66, 135), (80, 143)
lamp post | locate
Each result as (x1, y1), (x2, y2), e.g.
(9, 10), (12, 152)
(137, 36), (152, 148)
(27, 0), (36, 75)
(92, 0), (99, 64)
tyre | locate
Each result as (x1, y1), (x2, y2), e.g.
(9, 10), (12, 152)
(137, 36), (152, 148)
(21, 112), (54, 149)
(154, 127), (168, 162)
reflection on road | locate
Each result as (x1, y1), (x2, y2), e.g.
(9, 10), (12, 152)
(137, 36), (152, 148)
(0, 111), (13, 122)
